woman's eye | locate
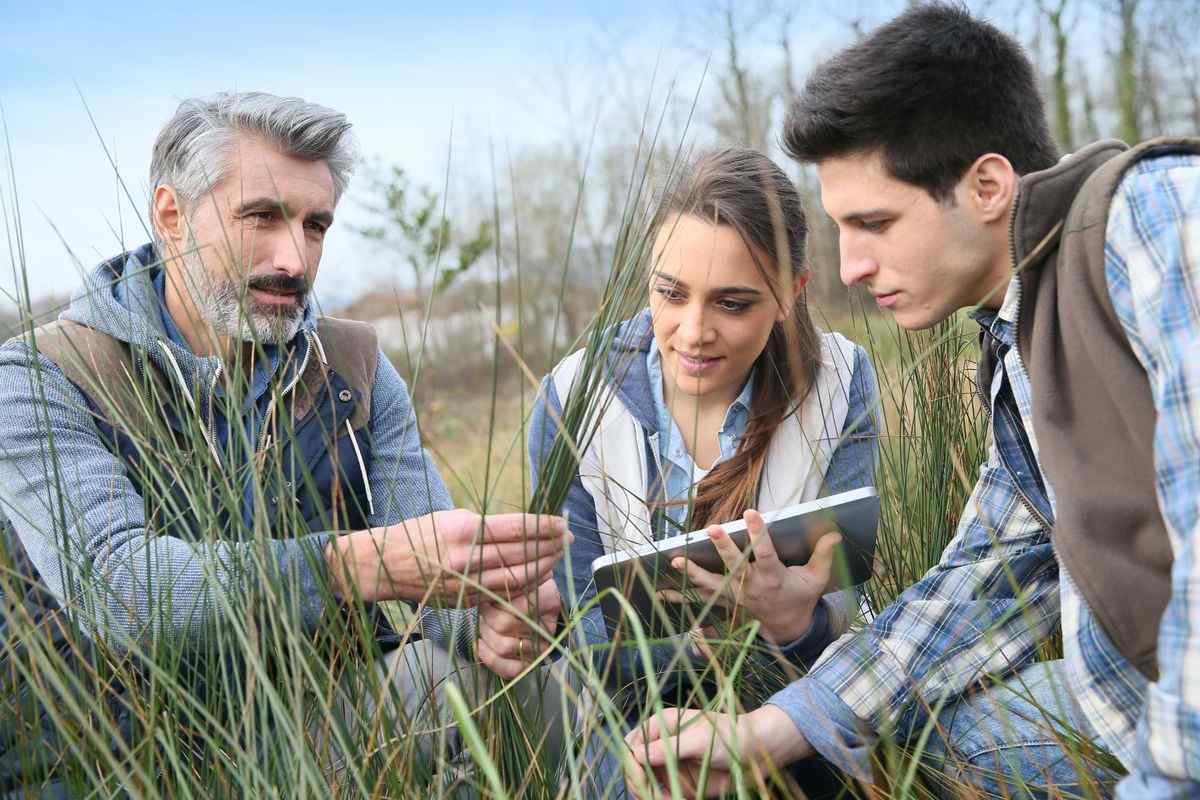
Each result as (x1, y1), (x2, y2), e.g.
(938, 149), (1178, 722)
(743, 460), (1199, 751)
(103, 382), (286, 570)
(717, 299), (749, 313)
(655, 285), (684, 301)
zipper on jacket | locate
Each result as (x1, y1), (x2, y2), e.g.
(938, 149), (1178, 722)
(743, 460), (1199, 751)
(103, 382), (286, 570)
(1000, 221), (1053, 535)
(1008, 450), (1052, 531)
(156, 341), (223, 466)
(973, 332), (996, 420)
(205, 363), (222, 465)
(255, 330), (314, 456)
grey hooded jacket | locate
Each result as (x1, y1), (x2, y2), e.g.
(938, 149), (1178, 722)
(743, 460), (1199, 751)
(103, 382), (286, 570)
(0, 244), (457, 656)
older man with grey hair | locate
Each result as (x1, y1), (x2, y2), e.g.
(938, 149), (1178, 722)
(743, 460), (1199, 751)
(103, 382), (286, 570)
(0, 91), (565, 796)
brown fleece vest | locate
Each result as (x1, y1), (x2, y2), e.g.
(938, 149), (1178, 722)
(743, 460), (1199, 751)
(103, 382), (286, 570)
(27, 316), (377, 438)
(987, 137), (1200, 680)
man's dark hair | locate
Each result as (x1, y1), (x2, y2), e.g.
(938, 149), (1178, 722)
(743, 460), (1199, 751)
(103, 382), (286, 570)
(783, 2), (1059, 201)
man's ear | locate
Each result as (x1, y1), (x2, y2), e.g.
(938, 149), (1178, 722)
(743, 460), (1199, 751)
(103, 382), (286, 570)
(960, 153), (1018, 224)
(152, 185), (186, 258)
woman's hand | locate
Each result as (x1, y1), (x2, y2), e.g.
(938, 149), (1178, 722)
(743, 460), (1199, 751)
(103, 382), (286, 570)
(661, 509), (841, 645)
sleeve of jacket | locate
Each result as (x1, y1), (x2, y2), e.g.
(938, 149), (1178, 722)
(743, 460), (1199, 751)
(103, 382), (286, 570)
(770, 344), (882, 670)
(1104, 155), (1200, 800)
(767, 427), (1059, 778)
(528, 375), (685, 686)
(529, 375), (612, 676)
(0, 344), (336, 650)
(365, 349), (453, 526)
(359, 351), (472, 657)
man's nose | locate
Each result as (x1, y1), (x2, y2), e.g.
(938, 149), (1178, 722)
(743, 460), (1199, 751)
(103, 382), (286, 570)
(266, 224), (309, 279)
(839, 240), (878, 287)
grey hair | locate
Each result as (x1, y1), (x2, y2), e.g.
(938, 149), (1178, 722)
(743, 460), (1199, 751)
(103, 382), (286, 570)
(149, 91), (358, 222)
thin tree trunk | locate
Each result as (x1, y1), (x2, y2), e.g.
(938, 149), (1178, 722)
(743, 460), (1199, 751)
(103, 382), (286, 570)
(1038, 0), (1074, 151)
(1116, 0), (1142, 143)
(722, 4), (759, 149)
(780, 9), (797, 107)
(1077, 61), (1101, 143)
(1140, 45), (1166, 135)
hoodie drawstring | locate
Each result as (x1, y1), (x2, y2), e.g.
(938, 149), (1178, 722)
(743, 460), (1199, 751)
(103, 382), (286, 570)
(159, 330), (374, 520)
(157, 341), (223, 466)
(344, 419), (375, 518)
(315, 328), (374, 518)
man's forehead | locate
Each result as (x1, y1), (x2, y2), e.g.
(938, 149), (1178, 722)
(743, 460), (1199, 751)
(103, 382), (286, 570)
(817, 151), (892, 187)
(213, 137), (335, 204)
(817, 152), (915, 210)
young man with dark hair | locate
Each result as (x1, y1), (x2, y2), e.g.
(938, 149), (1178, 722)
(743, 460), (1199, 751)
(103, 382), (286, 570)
(624, 4), (1199, 798)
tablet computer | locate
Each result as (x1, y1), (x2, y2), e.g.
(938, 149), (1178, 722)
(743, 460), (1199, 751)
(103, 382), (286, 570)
(590, 486), (879, 639)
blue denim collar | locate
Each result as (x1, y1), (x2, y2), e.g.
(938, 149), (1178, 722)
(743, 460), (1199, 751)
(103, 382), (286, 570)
(151, 268), (284, 406)
(645, 341), (753, 525)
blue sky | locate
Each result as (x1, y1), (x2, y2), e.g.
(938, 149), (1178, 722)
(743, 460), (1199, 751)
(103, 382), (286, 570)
(0, 0), (894, 305)
(1, 1), (705, 304)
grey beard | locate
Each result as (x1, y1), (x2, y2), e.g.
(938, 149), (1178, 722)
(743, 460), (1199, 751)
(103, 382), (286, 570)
(178, 250), (306, 345)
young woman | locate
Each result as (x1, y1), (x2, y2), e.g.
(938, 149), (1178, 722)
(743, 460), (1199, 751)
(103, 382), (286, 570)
(528, 147), (879, 797)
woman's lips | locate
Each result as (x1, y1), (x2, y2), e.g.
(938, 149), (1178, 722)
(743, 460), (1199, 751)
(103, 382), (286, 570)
(675, 351), (723, 376)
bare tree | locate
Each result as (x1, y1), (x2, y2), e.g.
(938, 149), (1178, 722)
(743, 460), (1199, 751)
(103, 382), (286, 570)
(1141, 0), (1200, 135)
(708, 1), (775, 151)
(1111, 0), (1143, 142)
(1036, 0), (1075, 150)
(1076, 58), (1103, 143)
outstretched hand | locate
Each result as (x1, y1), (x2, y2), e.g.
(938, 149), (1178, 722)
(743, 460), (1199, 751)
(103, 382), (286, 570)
(660, 509), (841, 644)
(623, 705), (814, 798)
(324, 509), (570, 605)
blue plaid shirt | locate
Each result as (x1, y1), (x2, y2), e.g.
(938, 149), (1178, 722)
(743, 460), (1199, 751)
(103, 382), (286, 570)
(767, 151), (1200, 797)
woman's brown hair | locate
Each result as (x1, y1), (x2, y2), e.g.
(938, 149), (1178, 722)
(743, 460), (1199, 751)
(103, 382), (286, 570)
(651, 147), (822, 529)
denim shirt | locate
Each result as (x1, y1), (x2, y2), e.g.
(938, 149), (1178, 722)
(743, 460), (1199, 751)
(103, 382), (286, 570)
(646, 345), (754, 533)
(151, 270), (284, 453)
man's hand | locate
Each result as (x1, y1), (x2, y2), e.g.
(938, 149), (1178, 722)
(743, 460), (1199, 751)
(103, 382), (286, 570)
(661, 509), (841, 644)
(323, 509), (570, 604)
(623, 705), (813, 799)
(477, 578), (562, 679)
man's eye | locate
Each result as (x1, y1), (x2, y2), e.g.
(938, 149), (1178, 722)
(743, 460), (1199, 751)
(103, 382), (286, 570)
(860, 219), (889, 233)
(305, 221), (328, 235)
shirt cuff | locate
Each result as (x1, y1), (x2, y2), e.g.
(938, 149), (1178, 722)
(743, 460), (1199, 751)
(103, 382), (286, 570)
(1116, 773), (1200, 799)
(418, 605), (478, 659)
(774, 599), (832, 662)
(766, 677), (875, 781)
(281, 531), (341, 632)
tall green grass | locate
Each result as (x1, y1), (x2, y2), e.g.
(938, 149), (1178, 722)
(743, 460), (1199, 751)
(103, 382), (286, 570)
(0, 129), (1122, 800)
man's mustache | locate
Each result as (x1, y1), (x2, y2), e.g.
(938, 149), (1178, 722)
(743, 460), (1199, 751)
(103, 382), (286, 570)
(246, 273), (309, 299)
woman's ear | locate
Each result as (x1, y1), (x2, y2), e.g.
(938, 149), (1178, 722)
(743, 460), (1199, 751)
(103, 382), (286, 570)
(779, 271), (810, 320)
(792, 271), (811, 299)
